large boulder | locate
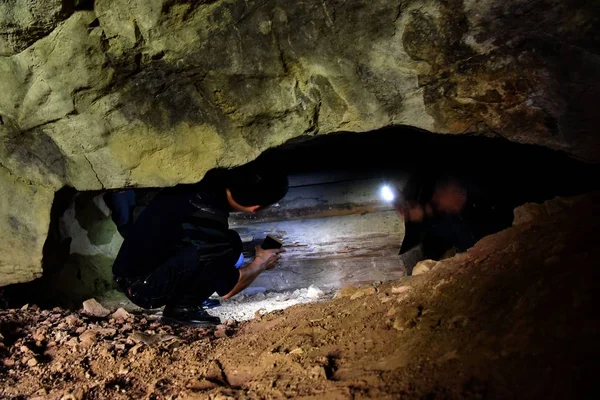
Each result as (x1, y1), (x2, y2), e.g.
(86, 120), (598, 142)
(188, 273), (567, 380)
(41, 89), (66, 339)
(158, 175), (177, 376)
(0, 0), (598, 285)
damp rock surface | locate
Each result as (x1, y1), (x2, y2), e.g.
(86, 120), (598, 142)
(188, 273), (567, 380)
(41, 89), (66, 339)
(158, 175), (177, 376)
(0, 192), (598, 399)
(1, 0), (599, 285)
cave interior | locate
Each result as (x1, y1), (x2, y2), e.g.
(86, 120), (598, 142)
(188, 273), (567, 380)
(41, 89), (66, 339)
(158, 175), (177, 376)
(3, 126), (597, 310)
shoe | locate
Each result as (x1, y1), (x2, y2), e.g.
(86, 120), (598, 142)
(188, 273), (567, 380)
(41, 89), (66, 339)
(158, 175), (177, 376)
(162, 305), (221, 327)
(201, 298), (221, 309)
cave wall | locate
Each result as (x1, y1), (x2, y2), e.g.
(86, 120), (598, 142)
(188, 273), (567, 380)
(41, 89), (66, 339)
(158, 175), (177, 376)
(0, 0), (599, 285)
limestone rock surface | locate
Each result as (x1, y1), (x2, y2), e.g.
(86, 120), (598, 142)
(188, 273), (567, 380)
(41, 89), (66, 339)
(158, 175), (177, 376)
(0, 167), (54, 285)
(0, 0), (77, 56)
(1, 0), (599, 285)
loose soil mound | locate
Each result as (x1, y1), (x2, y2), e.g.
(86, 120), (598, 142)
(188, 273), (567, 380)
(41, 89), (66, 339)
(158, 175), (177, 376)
(1, 193), (599, 399)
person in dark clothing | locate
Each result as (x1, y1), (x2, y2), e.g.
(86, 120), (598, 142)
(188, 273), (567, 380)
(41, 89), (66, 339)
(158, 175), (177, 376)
(396, 167), (513, 274)
(110, 164), (289, 326)
(104, 189), (160, 240)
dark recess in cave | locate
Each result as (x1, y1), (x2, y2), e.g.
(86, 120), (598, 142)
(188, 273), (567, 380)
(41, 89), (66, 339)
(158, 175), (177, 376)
(1, 126), (598, 308)
(264, 126), (599, 206)
(73, 0), (96, 11)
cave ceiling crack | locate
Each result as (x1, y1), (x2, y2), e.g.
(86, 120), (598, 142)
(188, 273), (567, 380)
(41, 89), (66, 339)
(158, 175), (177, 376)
(321, 1), (335, 29)
(304, 100), (321, 136)
(20, 116), (69, 134)
(271, 24), (289, 75)
(391, 2), (404, 38)
(83, 154), (105, 190)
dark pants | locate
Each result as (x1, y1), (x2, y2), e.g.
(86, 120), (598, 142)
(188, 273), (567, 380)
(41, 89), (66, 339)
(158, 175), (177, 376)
(115, 246), (228, 309)
(400, 215), (476, 260)
(421, 215), (477, 260)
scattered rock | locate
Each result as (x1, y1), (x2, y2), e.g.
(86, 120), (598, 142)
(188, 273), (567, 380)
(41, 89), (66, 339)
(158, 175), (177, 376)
(379, 295), (392, 304)
(54, 331), (69, 342)
(225, 319), (236, 327)
(310, 365), (327, 379)
(391, 286), (412, 294)
(99, 328), (117, 337)
(30, 388), (48, 399)
(334, 287), (358, 299)
(32, 329), (46, 342)
(413, 260), (438, 276)
(350, 286), (377, 300)
(130, 331), (182, 345)
(204, 360), (226, 384)
(27, 357), (38, 367)
(289, 348), (304, 355)
(82, 299), (111, 318)
(65, 315), (80, 327)
(214, 325), (229, 339)
(129, 343), (143, 355)
(306, 285), (325, 299)
(187, 378), (219, 390)
(61, 387), (86, 400)
(392, 318), (405, 331)
(111, 308), (132, 321)
(79, 330), (99, 348)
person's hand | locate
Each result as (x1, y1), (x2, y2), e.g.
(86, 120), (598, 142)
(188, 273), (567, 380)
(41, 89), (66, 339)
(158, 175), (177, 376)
(396, 202), (425, 222)
(255, 245), (285, 270)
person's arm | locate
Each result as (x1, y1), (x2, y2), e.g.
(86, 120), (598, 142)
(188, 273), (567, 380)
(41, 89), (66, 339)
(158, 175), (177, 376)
(221, 246), (284, 299)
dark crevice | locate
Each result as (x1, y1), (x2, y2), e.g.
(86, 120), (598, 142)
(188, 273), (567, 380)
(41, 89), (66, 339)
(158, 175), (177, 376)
(0, 114), (4, 125)
(323, 354), (339, 380)
(75, 0), (96, 11)
(151, 50), (166, 61)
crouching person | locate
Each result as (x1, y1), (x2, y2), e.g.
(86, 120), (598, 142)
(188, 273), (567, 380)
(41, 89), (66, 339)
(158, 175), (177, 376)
(111, 163), (289, 326)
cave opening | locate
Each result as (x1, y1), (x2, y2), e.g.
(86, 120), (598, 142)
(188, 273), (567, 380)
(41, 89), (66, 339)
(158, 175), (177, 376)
(1, 126), (598, 318)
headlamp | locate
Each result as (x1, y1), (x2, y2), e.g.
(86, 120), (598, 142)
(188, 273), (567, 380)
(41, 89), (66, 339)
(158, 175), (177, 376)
(380, 185), (395, 202)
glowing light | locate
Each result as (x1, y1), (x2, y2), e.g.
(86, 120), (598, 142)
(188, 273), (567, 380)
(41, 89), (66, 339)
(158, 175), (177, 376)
(380, 185), (395, 202)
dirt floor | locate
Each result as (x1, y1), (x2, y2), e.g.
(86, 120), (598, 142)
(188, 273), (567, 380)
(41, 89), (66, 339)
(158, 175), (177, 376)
(1, 192), (599, 399)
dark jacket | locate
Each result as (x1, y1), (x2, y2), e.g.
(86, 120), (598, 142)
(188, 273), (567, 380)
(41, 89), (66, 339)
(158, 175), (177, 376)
(112, 171), (242, 279)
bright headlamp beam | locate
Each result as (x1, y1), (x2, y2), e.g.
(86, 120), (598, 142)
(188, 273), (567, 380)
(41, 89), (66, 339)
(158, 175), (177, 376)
(380, 185), (395, 202)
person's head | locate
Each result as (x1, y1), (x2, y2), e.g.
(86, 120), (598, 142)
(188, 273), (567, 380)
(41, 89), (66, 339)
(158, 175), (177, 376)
(225, 162), (289, 213)
(431, 180), (467, 215)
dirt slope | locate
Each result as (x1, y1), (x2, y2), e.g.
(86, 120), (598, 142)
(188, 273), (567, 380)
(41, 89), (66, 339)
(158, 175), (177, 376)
(1, 193), (599, 399)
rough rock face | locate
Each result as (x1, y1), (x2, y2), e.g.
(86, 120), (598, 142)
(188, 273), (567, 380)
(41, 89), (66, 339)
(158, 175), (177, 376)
(0, 0), (80, 56)
(0, 0), (599, 285)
